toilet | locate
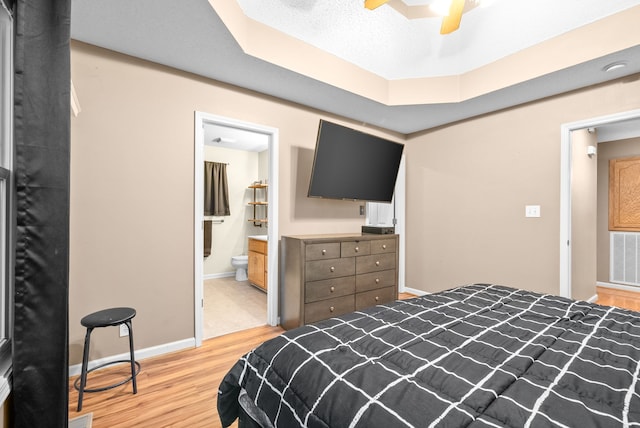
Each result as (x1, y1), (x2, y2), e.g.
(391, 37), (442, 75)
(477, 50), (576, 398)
(230, 255), (248, 281)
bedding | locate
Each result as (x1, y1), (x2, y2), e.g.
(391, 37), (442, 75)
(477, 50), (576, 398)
(218, 283), (640, 427)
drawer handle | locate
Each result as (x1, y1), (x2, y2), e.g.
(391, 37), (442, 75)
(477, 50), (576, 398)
(330, 286), (335, 292)
(375, 278), (380, 284)
(330, 306), (335, 312)
(382, 244), (387, 250)
(355, 246), (359, 252)
(330, 266), (335, 272)
(375, 296), (379, 302)
(322, 249), (327, 255)
(375, 261), (380, 266)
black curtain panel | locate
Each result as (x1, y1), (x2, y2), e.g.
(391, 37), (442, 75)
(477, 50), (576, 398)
(13, 1), (70, 427)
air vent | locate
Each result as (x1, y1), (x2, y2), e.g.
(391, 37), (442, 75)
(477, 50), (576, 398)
(611, 232), (640, 286)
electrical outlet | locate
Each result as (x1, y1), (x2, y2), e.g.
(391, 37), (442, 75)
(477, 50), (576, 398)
(119, 323), (129, 337)
(525, 205), (541, 218)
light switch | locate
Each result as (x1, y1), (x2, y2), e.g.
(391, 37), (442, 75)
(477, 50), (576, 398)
(525, 205), (541, 218)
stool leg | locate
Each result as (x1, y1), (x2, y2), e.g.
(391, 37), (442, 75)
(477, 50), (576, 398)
(125, 320), (138, 394)
(77, 327), (93, 412)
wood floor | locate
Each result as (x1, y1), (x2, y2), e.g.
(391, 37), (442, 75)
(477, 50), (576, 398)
(596, 285), (640, 312)
(68, 325), (283, 428)
(68, 289), (640, 427)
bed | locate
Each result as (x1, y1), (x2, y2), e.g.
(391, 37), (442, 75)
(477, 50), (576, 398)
(217, 283), (640, 427)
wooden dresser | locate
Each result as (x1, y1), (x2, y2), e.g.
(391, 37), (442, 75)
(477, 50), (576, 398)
(280, 233), (398, 330)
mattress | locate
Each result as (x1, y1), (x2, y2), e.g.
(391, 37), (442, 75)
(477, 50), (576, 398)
(218, 284), (640, 427)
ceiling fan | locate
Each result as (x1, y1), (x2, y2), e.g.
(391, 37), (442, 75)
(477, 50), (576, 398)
(365, 0), (469, 34)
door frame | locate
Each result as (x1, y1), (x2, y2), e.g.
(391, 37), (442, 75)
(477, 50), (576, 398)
(560, 108), (640, 299)
(194, 111), (279, 347)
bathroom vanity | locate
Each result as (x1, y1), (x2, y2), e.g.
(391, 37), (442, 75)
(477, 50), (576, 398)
(248, 236), (268, 292)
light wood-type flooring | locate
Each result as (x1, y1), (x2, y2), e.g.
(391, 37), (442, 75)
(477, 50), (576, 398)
(596, 285), (640, 312)
(68, 288), (640, 427)
(68, 324), (283, 428)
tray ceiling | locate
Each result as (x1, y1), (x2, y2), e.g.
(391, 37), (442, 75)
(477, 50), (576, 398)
(70, 0), (640, 134)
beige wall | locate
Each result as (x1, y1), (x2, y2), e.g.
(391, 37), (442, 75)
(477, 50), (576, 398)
(570, 129), (598, 301)
(596, 137), (640, 283)
(69, 41), (402, 365)
(203, 146), (263, 276)
(405, 75), (640, 296)
(70, 38), (640, 364)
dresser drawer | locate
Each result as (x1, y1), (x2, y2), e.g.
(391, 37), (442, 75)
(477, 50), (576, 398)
(370, 238), (396, 254)
(355, 269), (396, 292)
(305, 295), (355, 324)
(356, 253), (396, 275)
(306, 242), (341, 261)
(341, 241), (370, 258)
(305, 276), (355, 303)
(356, 286), (396, 310)
(306, 258), (355, 282)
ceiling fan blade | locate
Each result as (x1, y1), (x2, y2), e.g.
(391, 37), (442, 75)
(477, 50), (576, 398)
(440, 0), (465, 34)
(365, 0), (390, 10)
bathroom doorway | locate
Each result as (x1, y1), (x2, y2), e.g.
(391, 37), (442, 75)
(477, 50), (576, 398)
(194, 112), (279, 346)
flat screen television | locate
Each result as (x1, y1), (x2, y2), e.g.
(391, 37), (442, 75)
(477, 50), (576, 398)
(308, 120), (404, 203)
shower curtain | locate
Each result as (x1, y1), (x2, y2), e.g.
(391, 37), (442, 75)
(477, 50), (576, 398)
(204, 161), (230, 216)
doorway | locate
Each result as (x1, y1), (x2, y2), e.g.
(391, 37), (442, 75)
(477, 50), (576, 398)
(194, 112), (279, 347)
(560, 108), (640, 299)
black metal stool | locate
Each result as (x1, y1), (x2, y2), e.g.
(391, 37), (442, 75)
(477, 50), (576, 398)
(74, 307), (140, 411)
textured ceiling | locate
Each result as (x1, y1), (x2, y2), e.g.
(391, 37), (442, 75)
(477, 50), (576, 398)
(70, 0), (640, 134)
(236, 0), (640, 79)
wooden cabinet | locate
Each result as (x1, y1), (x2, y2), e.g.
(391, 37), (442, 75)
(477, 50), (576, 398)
(610, 156), (640, 231)
(281, 233), (398, 330)
(248, 238), (267, 292)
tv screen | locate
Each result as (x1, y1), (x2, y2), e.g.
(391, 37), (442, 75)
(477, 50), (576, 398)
(308, 120), (404, 203)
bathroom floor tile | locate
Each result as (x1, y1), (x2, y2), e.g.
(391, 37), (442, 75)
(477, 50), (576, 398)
(203, 276), (267, 339)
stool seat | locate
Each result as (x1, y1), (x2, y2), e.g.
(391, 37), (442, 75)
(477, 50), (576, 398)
(81, 307), (136, 328)
(76, 306), (138, 411)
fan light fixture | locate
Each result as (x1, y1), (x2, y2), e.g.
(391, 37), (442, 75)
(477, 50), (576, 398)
(430, 0), (454, 16)
(364, 0), (496, 34)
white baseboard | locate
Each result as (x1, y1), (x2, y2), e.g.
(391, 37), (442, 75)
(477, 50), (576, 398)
(402, 286), (428, 297)
(587, 294), (598, 303)
(596, 281), (640, 294)
(69, 337), (195, 377)
(203, 272), (235, 280)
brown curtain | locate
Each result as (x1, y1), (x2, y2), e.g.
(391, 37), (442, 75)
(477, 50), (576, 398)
(203, 220), (213, 257)
(204, 161), (230, 216)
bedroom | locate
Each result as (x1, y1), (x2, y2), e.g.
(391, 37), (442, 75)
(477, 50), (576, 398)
(4, 0), (640, 426)
(66, 0), (640, 369)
